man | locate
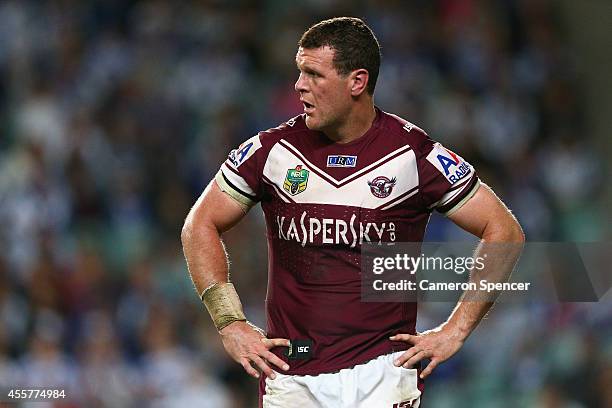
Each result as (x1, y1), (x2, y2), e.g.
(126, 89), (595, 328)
(181, 17), (524, 407)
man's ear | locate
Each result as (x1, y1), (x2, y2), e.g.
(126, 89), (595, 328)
(350, 69), (370, 96)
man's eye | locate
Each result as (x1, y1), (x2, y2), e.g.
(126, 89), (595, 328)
(297, 69), (320, 78)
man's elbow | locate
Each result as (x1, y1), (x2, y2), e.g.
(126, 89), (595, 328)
(181, 206), (203, 247)
(485, 214), (525, 243)
(181, 219), (191, 243)
(501, 214), (525, 243)
(181, 213), (195, 249)
(508, 219), (525, 243)
(181, 207), (218, 247)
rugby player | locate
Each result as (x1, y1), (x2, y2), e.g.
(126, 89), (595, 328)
(181, 17), (524, 407)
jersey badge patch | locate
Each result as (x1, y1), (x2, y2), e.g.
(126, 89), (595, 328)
(426, 143), (472, 184)
(228, 135), (262, 168)
(285, 339), (313, 360)
(327, 155), (357, 168)
(283, 165), (309, 196)
(368, 176), (397, 198)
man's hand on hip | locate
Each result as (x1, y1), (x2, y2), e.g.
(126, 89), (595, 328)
(390, 324), (466, 379)
(219, 321), (290, 379)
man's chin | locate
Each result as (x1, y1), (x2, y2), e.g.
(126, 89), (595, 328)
(304, 115), (321, 131)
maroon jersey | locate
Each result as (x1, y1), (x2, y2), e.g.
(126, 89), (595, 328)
(216, 108), (479, 375)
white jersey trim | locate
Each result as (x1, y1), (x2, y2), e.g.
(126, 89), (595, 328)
(279, 140), (413, 187)
(443, 179), (481, 216)
(215, 171), (257, 207)
(220, 164), (258, 199)
(263, 142), (419, 209)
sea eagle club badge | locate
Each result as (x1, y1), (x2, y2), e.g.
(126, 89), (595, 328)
(368, 176), (396, 198)
(283, 165), (309, 196)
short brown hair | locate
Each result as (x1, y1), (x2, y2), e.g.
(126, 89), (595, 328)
(298, 17), (381, 95)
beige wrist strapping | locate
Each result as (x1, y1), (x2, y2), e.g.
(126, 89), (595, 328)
(200, 282), (246, 330)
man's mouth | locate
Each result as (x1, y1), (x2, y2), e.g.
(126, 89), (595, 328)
(302, 101), (314, 113)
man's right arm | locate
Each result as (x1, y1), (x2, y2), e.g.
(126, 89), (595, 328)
(181, 179), (249, 295)
(181, 179), (289, 379)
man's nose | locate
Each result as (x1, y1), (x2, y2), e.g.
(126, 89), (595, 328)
(295, 73), (307, 92)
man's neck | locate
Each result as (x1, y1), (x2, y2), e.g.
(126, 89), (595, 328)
(323, 103), (377, 144)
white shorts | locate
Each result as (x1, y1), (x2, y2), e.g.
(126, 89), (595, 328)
(261, 351), (422, 408)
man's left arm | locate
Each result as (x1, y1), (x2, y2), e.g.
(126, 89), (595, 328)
(391, 183), (525, 378)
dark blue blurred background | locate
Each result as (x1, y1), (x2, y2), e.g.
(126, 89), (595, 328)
(0, 1), (610, 407)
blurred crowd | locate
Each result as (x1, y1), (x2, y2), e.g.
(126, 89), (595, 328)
(0, 0), (609, 407)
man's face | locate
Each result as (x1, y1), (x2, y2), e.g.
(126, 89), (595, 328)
(295, 46), (352, 132)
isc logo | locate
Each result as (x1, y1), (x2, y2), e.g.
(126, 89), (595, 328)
(285, 339), (313, 360)
(392, 400), (415, 408)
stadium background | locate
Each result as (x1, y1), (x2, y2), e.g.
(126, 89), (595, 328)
(0, 1), (610, 407)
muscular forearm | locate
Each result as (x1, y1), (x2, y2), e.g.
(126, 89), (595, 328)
(181, 181), (248, 297)
(181, 217), (230, 296)
(391, 178), (525, 378)
(445, 219), (525, 339)
(181, 181), (253, 331)
(181, 183), (290, 378)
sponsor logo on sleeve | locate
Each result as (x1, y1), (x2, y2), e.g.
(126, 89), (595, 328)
(228, 134), (262, 168)
(367, 176), (397, 198)
(327, 155), (357, 168)
(283, 165), (310, 195)
(426, 143), (472, 184)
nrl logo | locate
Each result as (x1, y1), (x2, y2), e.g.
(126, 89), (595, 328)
(368, 176), (396, 198)
(283, 165), (309, 196)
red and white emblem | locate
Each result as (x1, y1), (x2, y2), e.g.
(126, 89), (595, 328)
(367, 176), (397, 198)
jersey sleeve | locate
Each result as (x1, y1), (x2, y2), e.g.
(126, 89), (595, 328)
(215, 133), (265, 207)
(416, 136), (480, 216)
